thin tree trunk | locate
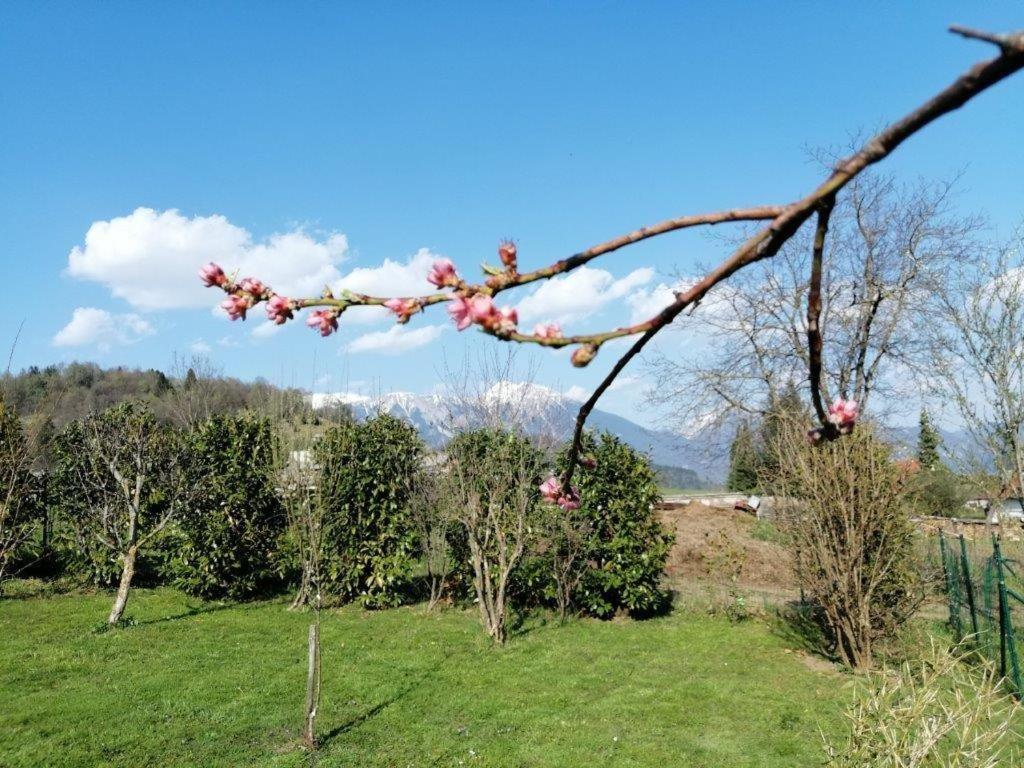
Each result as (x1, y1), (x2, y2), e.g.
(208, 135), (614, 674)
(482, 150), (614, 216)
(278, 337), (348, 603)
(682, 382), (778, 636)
(303, 621), (321, 749)
(108, 543), (138, 625)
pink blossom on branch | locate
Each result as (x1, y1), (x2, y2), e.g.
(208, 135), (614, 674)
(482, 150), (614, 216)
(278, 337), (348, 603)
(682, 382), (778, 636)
(220, 295), (250, 321)
(468, 294), (496, 324)
(539, 475), (581, 511)
(533, 323), (562, 340)
(198, 262), (228, 287)
(827, 397), (859, 433)
(306, 309), (339, 337)
(238, 277), (267, 297)
(266, 295), (294, 325)
(498, 240), (517, 270)
(384, 298), (421, 324)
(426, 258), (460, 288)
(447, 296), (473, 331)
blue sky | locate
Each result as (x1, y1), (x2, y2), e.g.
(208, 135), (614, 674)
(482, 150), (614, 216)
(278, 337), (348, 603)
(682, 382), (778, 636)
(2, 3), (1022, 427)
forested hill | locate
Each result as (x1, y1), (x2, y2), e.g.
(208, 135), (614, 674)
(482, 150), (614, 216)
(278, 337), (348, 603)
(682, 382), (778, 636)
(0, 362), (322, 433)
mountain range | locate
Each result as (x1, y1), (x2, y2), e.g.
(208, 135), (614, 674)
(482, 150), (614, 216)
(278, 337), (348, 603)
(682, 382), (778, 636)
(308, 383), (725, 484)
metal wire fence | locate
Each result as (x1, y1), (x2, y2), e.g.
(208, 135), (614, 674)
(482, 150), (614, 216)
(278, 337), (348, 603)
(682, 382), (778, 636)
(937, 530), (1024, 697)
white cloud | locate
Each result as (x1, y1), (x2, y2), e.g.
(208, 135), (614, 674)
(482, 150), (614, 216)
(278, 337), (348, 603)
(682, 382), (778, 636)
(190, 339), (212, 354)
(346, 324), (445, 355)
(515, 266), (654, 325)
(333, 248), (444, 325)
(53, 307), (154, 350)
(607, 374), (641, 392)
(67, 207), (349, 311)
(627, 279), (733, 324)
(251, 321), (284, 339)
(627, 283), (678, 324)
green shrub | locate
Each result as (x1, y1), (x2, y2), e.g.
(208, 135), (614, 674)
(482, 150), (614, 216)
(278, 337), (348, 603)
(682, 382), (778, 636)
(172, 413), (286, 600)
(315, 413), (423, 608)
(557, 432), (674, 618)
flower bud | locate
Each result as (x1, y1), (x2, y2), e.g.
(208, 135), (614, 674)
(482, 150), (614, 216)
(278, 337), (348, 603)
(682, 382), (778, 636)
(570, 343), (599, 368)
(498, 240), (517, 270)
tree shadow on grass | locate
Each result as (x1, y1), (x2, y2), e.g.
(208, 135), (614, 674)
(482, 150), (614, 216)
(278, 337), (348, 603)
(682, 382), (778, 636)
(319, 671), (431, 746)
(770, 599), (838, 663)
(132, 602), (235, 627)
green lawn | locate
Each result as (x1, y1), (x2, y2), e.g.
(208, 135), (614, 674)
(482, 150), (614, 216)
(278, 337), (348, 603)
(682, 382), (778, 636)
(0, 588), (847, 767)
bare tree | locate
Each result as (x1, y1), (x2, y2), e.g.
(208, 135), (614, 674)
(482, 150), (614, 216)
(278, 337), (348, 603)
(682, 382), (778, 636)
(648, 172), (981, 431)
(57, 402), (185, 625)
(445, 428), (542, 644)
(770, 422), (920, 669)
(933, 233), (1024, 512)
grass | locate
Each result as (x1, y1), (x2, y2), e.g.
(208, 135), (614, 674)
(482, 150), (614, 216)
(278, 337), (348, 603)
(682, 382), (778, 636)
(0, 587), (850, 767)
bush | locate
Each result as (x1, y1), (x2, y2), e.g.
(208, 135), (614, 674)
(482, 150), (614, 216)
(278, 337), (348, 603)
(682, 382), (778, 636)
(0, 398), (43, 584)
(770, 425), (920, 668)
(49, 407), (180, 590)
(315, 413), (423, 608)
(908, 467), (969, 518)
(172, 413), (286, 600)
(445, 427), (544, 642)
(558, 432), (674, 618)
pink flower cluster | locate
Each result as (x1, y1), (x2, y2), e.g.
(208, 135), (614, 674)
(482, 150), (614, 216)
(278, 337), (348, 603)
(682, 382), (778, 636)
(807, 396), (860, 445)
(198, 263), (228, 287)
(539, 476), (581, 511)
(266, 295), (294, 325)
(533, 323), (562, 340)
(446, 294), (518, 335)
(427, 258), (460, 288)
(384, 298), (422, 323)
(220, 294), (250, 321)
(306, 309), (339, 337)
(498, 240), (517, 270)
(828, 397), (859, 434)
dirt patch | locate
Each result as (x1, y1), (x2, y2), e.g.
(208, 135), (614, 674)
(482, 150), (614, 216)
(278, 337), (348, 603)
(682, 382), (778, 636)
(659, 502), (795, 591)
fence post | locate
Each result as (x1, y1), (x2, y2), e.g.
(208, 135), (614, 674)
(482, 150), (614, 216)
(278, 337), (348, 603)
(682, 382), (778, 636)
(958, 534), (980, 641)
(938, 532), (963, 641)
(992, 534), (1023, 697)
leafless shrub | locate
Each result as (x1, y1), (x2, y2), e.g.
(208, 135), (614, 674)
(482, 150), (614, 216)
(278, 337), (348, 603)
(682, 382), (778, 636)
(769, 422), (921, 668)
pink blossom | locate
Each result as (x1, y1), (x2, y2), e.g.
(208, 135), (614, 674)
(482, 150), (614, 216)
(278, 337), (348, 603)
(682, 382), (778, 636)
(539, 476), (582, 510)
(494, 306), (518, 335)
(539, 476), (562, 503)
(198, 262), (228, 287)
(827, 397), (859, 433)
(220, 295), (249, 321)
(265, 295), (294, 325)
(239, 277), (266, 297)
(468, 294), (497, 324)
(557, 489), (581, 511)
(427, 258), (459, 288)
(384, 298), (420, 323)
(533, 323), (562, 340)
(498, 240), (517, 269)
(447, 296), (473, 331)
(306, 310), (338, 337)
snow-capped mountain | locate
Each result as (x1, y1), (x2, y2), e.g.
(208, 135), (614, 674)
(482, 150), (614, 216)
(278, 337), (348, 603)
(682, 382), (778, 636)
(308, 383), (726, 482)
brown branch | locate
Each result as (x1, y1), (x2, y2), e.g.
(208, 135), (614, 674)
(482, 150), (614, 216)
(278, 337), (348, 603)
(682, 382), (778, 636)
(807, 198), (835, 428)
(561, 27), (1024, 485)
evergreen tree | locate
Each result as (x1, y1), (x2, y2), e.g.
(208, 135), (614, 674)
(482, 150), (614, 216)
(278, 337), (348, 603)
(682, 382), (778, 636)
(727, 421), (759, 493)
(917, 408), (942, 470)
